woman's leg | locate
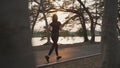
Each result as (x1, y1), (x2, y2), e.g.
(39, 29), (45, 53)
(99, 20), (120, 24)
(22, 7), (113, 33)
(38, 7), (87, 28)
(55, 43), (58, 56)
(53, 36), (59, 56)
(45, 36), (56, 63)
(48, 44), (55, 56)
(54, 37), (62, 60)
(47, 35), (57, 56)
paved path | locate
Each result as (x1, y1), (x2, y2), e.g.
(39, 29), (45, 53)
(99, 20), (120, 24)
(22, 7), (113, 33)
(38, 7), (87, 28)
(34, 44), (101, 66)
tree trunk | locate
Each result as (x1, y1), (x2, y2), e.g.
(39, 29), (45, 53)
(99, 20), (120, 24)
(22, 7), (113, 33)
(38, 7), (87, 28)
(77, 0), (95, 43)
(101, 0), (119, 68)
(41, 0), (51, 44)
(0, 0), (36, 68)
(79, 13), (89, 42)
(31, 5), (40, 34)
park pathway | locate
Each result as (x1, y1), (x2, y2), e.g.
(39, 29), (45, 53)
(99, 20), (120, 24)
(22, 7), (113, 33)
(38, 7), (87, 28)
(34, 44), (101, 67)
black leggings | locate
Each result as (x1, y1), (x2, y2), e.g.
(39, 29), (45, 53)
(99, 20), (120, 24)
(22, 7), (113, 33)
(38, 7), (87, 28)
(48, 35), (59, 56)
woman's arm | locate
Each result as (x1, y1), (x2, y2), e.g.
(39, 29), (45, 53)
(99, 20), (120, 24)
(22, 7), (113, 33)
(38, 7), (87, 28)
(48, 25), (52, 32)
(59, 22), (62, 31)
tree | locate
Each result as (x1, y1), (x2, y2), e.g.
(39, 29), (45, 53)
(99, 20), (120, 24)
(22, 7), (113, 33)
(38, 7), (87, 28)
(30, 0), (104, 43)
(31, 3), (40, 34)
(40, 0), (51, 44)
(78, 9), (89, 42)
(77, 0), (95, 43)
(30, 0), (51, 44)
(101, 0), (120, 68)
(0, 0), (36, 68)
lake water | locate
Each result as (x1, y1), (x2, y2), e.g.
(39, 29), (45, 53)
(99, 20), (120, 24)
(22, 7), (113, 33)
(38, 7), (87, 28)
(32, 36), (101, 46)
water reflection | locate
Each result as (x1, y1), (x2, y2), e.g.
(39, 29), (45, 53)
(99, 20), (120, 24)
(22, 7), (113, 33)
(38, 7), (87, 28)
(32, 36), (101, 46)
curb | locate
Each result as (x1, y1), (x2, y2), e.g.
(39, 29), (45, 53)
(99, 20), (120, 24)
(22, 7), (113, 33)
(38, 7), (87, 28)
(37, 53), (101, 68)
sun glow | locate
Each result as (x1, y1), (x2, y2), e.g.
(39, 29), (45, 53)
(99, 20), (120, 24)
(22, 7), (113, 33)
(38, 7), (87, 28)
(56, 11), (69, 24)
(53, 0), (64, 8)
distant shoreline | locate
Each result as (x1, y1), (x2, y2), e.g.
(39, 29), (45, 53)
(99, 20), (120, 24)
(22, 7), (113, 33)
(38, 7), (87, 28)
(32, 36), (101, 46)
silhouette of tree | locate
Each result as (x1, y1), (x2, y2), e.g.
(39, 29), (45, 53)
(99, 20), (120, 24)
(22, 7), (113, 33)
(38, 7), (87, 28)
(0, 0), (36, 68)
(77, 0), (95, 43)
(101, 0), (120, 68)
(40, 0), (51, 44)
